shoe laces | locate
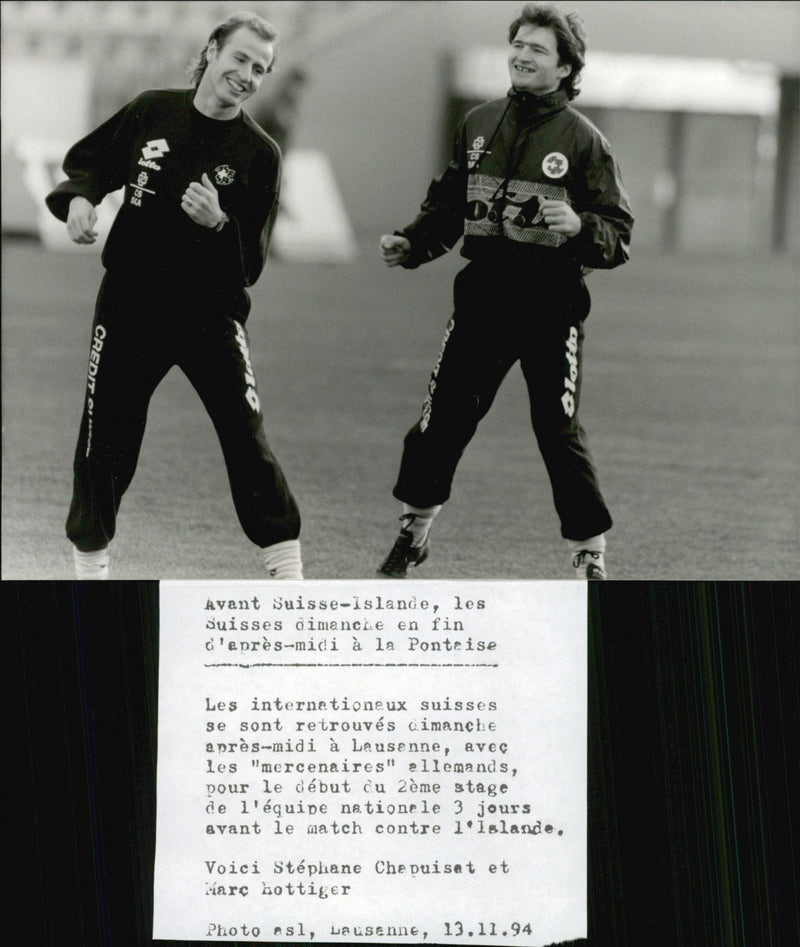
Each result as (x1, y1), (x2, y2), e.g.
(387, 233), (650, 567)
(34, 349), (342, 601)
(399, 512), (431, 548)
(381, 530), (415, 571)
(572, 549), (603, 569)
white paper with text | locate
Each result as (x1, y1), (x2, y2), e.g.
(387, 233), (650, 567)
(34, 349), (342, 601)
(153, 581), (587, 945)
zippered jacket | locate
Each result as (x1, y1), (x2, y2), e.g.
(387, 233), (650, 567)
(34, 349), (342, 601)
(399, 88), (633, 274)
(46, 89), (281, 302)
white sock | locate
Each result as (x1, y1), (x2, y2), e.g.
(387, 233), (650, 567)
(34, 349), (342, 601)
(401, 504), (442, 548)
(261, 539), (303, 579)
(566, 533), (606, 555)
(73, 546), (110, 580)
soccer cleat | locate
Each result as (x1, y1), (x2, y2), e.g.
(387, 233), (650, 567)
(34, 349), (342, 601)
(572, 549), (606, 580)
(376, 517), (430, 578)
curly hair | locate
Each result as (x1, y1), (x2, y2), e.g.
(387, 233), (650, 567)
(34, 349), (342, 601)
(507, 3), (587, 99)
(189, 11), (279, 88)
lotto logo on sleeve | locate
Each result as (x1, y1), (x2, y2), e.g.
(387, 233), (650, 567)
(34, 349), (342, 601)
(561, 326), (579, 418)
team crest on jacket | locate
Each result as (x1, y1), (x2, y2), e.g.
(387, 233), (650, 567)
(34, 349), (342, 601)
(214, 165), (236, 186)
(542, 152), (568, 178)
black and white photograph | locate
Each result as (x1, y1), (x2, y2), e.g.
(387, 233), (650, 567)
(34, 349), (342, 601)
(2, 0), (798, 581)
(5, 3), (799, 947)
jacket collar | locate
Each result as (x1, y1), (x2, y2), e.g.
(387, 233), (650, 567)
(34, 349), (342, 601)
(505, 87), (569, 120)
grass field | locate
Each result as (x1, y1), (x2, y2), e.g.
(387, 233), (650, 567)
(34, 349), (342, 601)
(2, 238), (798, 580)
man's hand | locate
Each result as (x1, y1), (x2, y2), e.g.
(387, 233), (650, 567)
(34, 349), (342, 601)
(66, 196), (98, 244)
(380, 234), (411, 267)
(539, 199), (582, 237)
(181, 173), (225, 228)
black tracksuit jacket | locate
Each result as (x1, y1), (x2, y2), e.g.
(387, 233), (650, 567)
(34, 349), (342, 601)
(46, 88), (281, 320)
(398, 87), (633, 276)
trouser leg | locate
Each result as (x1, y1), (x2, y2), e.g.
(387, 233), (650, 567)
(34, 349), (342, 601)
(393, 270), (516, 507)
(181, 316), (300, 547)
(66, 279), (171, 551)
(520, 289), (612, 540)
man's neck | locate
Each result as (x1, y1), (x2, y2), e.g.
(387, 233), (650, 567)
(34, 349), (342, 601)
(192, 84), (240, 121)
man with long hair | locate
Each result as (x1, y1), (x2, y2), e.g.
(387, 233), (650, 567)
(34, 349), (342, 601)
(47, 11), (303, 580)
(377, 3), (633, 580)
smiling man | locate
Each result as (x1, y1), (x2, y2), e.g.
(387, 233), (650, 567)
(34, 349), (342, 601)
(46, 12), (303, 580)
(377, 3), (633, 580)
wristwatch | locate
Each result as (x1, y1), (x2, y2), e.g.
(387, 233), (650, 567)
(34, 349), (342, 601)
(213, 211), (230, 232)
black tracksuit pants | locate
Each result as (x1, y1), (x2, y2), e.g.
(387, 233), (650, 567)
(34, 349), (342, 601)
(393, 261), (612, 541)
(66, 271), (300, 552)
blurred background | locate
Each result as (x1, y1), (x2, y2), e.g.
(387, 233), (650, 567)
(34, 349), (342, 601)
(2, 1), (798, 580)
(3, 0), (799, 255)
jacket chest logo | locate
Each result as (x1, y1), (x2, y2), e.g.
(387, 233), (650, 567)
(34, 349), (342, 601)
(467, 135), (489, 170)
(138, 138), (170, 171)
(214, 165), (236, 186)
(542, 152), (568, 178)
